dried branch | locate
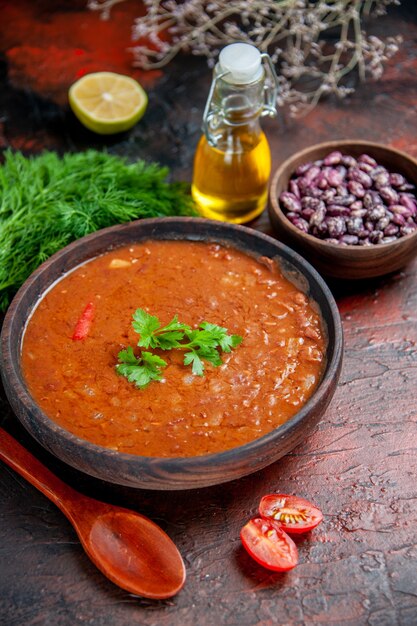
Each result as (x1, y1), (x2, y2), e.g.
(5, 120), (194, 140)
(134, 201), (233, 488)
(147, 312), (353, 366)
(88, 0), (402, 116)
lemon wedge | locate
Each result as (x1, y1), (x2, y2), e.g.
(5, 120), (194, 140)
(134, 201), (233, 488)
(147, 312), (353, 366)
(68, 72), (148, 135)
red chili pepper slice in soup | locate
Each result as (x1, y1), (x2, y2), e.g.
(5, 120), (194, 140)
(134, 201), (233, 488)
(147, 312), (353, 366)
(72, 302), (95, 341)
(259, 494), (323, 534)
(240, 518), (298, 572)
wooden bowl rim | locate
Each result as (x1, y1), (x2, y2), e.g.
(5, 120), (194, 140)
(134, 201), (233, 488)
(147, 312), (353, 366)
(1, 217), (343, 488)
(270, 139), (417, 253)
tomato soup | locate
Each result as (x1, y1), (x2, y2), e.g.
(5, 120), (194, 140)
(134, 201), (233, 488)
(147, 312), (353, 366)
(21, 240), (326, 457)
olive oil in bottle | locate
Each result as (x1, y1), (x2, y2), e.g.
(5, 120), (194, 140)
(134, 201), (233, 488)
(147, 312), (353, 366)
(192, 43), (278, 224)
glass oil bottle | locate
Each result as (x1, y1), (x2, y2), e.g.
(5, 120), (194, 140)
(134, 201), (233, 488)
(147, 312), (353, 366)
(192, 43), (278, 224)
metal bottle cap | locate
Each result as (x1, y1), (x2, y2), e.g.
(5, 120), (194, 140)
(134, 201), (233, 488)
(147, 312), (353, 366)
(218, 43), (263, 84)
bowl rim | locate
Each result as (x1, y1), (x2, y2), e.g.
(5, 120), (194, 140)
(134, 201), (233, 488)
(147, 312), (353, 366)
(269, 139), (417, 252)
(1, 217), (343, 487)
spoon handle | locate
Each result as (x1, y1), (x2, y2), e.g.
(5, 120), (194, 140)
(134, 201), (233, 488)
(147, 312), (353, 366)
(0, 426), (79, 511)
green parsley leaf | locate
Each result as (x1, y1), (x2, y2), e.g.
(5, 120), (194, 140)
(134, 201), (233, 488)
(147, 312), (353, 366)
(132, 309), (161, 348)
(199, 321), (228, 337)
(183, 346), (223, 376)
(183, 351), (205, 376)
(116, 348), (166, 389)
(197, 327), (223, 349)
(154, 330), (186, 350)
(133, 309), (191, 349)
(197, 322), (242, 352)
(160, 314), (191, 334)
(141, 351), (167, 375)
(153, 315), (191, 349)
(219, 333), (243, 353)
(117, 346), (138, 365)
(196, 345), (223, 367)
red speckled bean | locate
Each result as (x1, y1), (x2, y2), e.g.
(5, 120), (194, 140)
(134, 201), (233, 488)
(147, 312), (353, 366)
(379, 186), (398, 204)
(342, 155), (357, 167)
(301, 207), (316, 219)
(389, 172), (406, 187)
(293, 218), (310, 232)
(401, 223), (417, 235)
(399, 193), (417, 214)
(374, 171), (390, 188)
(384, 223), (399, 236)
(390, 204), (412, 218)
(304, 186), (323, 198)
(364, 191), (383, 209)
(323, 151), (343, 166)
(326, 216), (346, 237)
(347, 180), (366, 198)
(358, 162), (374, 174)
(347, 217), (364, 235)
(369, 230), (383, 244)
(326, 204), (351, 217)
(399, 182), (415, 191)
(304, 165), (321, 184)
(317, 173), (328, 189)
(358, 154), (378, 167)
(392, 213), (406, 226)
(310, 205), (326, 226)
(286, 212), (300, 222)
(367, 205), (386, 221)
(326, 169), (344, 187)
(372, 165), (388, 177)
(348, 168), (372, 188)
(289, 179), (301, 199)
(280, 192), (302, 212)
(377, 216), (390, 231)
(340, 234), (359, 245)
(295, 162), (313, 176)
(332, 194), (355, 206)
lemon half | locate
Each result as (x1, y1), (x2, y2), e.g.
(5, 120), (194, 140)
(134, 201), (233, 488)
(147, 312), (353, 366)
(69, 72), (148, 135)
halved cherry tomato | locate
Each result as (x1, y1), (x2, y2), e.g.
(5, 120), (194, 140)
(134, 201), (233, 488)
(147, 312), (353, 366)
(240, 517), (298, 572)
(72, 301), (95, 341)
(259, 494), (323, 534)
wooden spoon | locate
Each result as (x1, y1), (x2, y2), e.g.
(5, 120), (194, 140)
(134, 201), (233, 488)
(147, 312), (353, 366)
(0, 427), (186, 599)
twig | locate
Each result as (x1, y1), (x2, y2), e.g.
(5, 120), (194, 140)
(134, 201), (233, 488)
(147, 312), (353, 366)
(88, 0), (402, 117)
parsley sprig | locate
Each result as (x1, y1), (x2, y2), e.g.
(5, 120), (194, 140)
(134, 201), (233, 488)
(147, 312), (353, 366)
(116, 308), (243, 388)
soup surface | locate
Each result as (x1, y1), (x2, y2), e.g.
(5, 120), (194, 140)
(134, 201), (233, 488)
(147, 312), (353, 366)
(22, 240), (326, 457)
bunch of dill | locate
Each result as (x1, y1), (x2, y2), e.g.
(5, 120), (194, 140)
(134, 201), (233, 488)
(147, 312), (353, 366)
(0, 149), (196, 312)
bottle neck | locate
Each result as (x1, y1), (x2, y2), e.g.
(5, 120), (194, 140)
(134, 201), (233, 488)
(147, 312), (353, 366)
(214, 68), (265, 121)
(203, 69), (265, 147)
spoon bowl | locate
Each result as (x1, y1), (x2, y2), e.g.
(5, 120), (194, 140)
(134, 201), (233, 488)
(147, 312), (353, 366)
(86, 509), (186, 599)
(0, 427), (186, 599)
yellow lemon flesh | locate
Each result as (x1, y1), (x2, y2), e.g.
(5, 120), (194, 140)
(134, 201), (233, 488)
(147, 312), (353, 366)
(69, 72), (148, 135)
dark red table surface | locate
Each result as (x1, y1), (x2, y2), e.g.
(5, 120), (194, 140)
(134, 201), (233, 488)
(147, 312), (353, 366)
(1, 1), (416, 625)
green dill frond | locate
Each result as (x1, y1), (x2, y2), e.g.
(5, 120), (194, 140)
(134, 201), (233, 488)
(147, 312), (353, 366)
(0, 149), (196, 312)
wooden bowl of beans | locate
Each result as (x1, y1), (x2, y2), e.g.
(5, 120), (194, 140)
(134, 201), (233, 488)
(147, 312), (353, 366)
(269, 140), (417, 280)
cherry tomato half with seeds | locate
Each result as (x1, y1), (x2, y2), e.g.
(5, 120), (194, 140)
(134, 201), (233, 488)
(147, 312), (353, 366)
(259, 494), (323, 534)
(240, 517), (298, 572)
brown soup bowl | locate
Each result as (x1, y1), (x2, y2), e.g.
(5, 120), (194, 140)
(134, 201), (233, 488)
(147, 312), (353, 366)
(269, 140), (417, 280)
(1, 217), (343, 490)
